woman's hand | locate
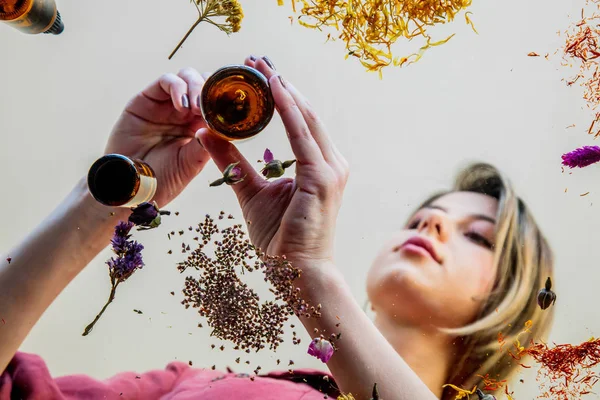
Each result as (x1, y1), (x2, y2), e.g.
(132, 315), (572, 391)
(104, 68), (211, 207)
(198, 57), (349, 267)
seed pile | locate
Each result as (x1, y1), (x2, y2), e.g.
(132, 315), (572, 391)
(175, 212), (321, 353)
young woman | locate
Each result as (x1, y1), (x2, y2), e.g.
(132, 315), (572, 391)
(0, 57), (554, 400)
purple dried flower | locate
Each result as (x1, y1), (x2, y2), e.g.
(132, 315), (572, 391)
(129, 201), (170, 230)
(210, 162), (246, 187)
(561, 145), (600, 168)
(115, 221), (134, 238)
(260, 149), (296, 179)
(83, 221), (145, 337)
(307, 337), (334, 363)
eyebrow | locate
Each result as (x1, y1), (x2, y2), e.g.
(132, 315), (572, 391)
(425, 205), (497, 224)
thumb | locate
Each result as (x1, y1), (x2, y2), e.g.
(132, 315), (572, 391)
(180, 134), (211, 179)
(196, 128), (264, 200)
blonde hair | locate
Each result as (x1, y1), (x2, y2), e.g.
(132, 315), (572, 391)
(418, 163), (555, 399)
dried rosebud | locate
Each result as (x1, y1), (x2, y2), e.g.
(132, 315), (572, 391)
(129, 201), (170, 230)
(261, 148), (296, 179)
(307, 337), (334, 363)
(561, 145), (600, 168)
(537, 277), (556, 310)
(476, 388), (496, 400)
(210, 162), (245, 187)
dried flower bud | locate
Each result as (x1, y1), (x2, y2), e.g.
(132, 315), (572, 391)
(537, 277), (557, 310)
(210, 162), (245, 187)
(260, 148), (296, 179)
(561, 145), (600, 168)
(307, 337), (334, 363)
(129, 201), (170, 230)
(476, 388), (496, 400)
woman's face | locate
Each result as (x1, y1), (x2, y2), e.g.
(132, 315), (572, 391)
(367, 191), (499, 329)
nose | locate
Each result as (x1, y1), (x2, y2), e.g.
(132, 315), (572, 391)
(417, 210), (449, 242)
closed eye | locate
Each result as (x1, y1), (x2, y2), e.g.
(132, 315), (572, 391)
(465, 231), (495, 250)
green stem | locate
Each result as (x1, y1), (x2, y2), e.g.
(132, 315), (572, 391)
(168, 17), (204, 60)
(82, 282), (118, 336)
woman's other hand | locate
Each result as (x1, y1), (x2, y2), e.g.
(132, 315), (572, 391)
(104, 67), (211, 207)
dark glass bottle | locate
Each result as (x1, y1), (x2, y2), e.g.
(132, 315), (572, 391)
(87, 154), (157, 207)
(0, 0), (64, 35)
(201, 65), (275, 141)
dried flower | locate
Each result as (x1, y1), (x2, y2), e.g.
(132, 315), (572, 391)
(441, 384), (477, 400)
(277, 0), (475, 76)
(537, 277), (556, 310)
(308, 337), (334, 363)
(129, 201), (171, 230)
(261, 149), (296, 179)
(561, 145), (600, 168)
(475, 388), (496, 400)
(169, 0), (244, 60)
(82, 221), (144, 336)
(210, 162), (246, 186)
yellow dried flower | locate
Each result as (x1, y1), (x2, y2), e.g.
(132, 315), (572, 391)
(169, 0), (244, 59)
(277, 0), (476, 77)
(337, 394), (356, 400)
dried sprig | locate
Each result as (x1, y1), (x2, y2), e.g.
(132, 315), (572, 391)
(169, 0), (244, 60)
(82, 222), (144, 336)
(277, 0), (476, 77)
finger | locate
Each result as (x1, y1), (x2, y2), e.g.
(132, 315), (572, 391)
(278, 78), (336, 163)
(244, 55), (258, 69)
(178, 67), (205, 116)
(196, 129), (265, 204)
(268, 73), (325, 166)
(142, 73), (190, 112)
(180, 136), (211, 180)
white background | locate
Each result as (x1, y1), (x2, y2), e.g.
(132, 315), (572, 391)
(0, 1), (598, 398)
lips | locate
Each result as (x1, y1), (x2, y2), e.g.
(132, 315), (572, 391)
(398, 236), (442, 264)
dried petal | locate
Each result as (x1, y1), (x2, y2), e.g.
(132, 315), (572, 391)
(264, 148), (274, 163)
(307, 337), (334, 363)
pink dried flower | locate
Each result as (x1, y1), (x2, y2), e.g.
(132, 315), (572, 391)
(307, 337), (334, 363)
(210, 162), (245, 186)
(261, 148), (296, 179)
(562, 145), (600, 168)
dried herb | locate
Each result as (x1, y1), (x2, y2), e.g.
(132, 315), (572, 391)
(537, 277), (556, 310)
(561, 145), (600, 168)
(277, 0), (476, 76)
(169, 0), (244, 60)
(82, 222), (144, 336)
(177, 214), (321, 352)
(560, 0), (600, 137)
(441, 384), (477, 399)
(260, 148), (296, 179)
(210, 162), (246, 187)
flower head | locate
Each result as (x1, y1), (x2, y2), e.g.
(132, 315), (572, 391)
(210, 162), (246, 187)
(261, 148), (296, 179)
(308, 337), (334, 363)
(561, 145), (600, 168)
(537, 277), (556, 310)
(129, 201), (170, 230)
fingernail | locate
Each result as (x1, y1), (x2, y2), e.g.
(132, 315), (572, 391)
(197, 94), (201, 108)
(249, 55), (257, 61)
(262, 56), (276, 70)
(277, 75), (287, 89)
(182, 94), (190, 109)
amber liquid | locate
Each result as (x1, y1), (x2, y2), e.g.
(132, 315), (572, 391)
(201, 66), (274, 141)
(0, 0), (61, 34)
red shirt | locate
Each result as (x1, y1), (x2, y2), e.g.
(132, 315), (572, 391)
(0, 352), (340, 400)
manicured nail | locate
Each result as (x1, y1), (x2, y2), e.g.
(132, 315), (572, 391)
(262, 56), (276, 70)
(197, 94), (201, 108)
(249, 55), (257, 61)
(277, 75), (287, 88)
(182, 94), (190, 109)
